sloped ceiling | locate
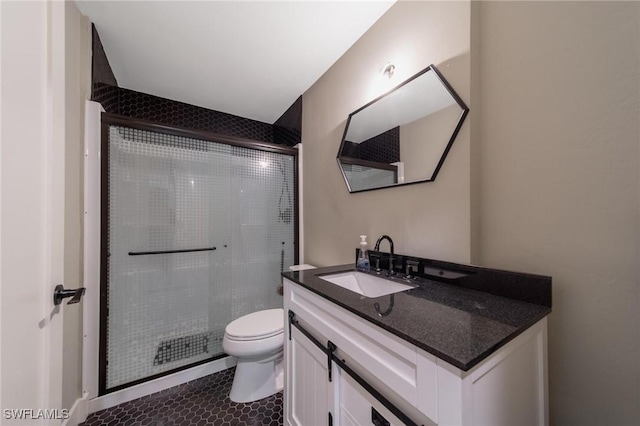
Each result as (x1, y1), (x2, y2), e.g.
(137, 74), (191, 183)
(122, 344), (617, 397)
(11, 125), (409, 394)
(75, 1), (396, 123)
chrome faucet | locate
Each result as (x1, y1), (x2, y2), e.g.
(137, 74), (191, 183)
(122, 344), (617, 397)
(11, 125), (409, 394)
(374, 235), (395, 275)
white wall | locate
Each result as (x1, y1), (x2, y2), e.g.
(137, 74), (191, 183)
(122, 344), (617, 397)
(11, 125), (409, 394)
(476, 2), (640, 424)
(303, 0), (472, 267)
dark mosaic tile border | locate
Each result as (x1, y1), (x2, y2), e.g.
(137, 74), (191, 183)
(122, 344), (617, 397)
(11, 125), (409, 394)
(81, 367), (283, 426)
(342, 126), (400, 163)
(93, 83), (119, 114)
(116, 88), (275, 143)
(273, 125), (301, 147)
(91, 83), (303, 147)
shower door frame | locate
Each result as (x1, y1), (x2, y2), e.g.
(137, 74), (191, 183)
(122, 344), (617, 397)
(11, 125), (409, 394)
(99, 113), (299, 395)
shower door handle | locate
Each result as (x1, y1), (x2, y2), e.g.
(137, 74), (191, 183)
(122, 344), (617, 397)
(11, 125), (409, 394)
(53, 285), (85, 306)
(128, 246), (217, 256)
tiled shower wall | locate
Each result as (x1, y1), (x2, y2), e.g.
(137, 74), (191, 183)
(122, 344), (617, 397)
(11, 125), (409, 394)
(99, 86), (277, 143)
(107, 126), (295, 389)
(341, 126), (400, 163)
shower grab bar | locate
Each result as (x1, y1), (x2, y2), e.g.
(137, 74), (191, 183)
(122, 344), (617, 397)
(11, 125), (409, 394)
(128, 246), (217, 256)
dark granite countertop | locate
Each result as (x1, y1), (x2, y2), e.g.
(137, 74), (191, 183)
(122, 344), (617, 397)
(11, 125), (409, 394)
(282, 263), (552, 371)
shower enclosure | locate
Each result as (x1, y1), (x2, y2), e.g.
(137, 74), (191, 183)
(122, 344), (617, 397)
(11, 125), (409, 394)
(100, 115), (297, 394)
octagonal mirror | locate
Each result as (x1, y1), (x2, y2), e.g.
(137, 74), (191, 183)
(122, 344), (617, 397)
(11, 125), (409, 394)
(337, 64), (468, 193)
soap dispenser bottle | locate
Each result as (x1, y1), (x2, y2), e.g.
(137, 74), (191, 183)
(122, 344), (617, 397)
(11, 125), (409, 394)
(356, 235), (370, 271)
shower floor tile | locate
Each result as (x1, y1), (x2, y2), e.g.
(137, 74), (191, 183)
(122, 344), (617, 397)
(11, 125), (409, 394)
(81, 367), (283, 426)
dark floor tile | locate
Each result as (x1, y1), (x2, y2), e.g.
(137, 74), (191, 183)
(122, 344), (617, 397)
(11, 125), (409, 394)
(81, 368), (283, 426)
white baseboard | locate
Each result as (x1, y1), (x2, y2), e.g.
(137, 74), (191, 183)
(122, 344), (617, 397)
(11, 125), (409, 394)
(88, 356), (236, 414)
(62, 392), (90, 426)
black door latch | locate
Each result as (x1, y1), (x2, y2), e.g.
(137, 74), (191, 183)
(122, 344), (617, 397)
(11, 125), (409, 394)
(53, 285), (86, 305)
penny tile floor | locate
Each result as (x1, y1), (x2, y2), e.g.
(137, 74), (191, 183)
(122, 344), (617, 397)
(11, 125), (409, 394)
(81, 368), (283, 426)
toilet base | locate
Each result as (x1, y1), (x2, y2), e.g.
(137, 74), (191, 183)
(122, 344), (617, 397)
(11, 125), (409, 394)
(229, 355), (283, 403)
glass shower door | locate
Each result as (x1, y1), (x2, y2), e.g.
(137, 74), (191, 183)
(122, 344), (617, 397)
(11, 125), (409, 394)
(227, 148), (296, 320)
(105, 126), (233, 391)
(103, 123), (295, 393)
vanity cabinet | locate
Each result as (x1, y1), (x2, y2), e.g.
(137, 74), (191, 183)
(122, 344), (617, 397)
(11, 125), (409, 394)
(283, 278), (548, 426)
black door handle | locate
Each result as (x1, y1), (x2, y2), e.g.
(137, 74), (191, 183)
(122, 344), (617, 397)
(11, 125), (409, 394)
(372, 407), (391, 426)
(53, 285), (85, 305)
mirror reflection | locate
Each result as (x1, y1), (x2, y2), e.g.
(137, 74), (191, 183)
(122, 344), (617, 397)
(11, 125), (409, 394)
(337, 64), (468, 193)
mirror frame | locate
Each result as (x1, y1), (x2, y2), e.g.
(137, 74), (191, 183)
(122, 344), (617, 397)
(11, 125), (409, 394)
(336, 64), (469, 193)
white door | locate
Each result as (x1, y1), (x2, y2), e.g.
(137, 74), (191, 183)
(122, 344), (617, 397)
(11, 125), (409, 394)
(1, 1), (69, 423)
(286, 326), (332, 426)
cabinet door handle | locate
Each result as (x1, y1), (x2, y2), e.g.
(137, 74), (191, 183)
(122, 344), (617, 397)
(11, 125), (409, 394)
(372, 407), (391, 426)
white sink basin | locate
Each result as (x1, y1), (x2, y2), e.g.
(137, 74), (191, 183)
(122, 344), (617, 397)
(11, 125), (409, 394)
(318, 271), (415, 298)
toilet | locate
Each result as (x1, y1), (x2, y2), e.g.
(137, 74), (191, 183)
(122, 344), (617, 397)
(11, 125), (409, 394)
(222, 308), (285, 403)
(223, 265), (316, 403)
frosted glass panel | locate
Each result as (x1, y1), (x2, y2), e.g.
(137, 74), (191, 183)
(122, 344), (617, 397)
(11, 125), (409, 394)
(106, 126), (295, 390)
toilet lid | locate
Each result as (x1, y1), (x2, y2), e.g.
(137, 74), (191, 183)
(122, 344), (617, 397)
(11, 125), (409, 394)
(225, 308), (284, 340)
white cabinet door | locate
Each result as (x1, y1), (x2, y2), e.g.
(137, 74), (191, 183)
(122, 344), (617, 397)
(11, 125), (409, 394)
(287, 326), (331, 426)
(337, 368), (406, 426)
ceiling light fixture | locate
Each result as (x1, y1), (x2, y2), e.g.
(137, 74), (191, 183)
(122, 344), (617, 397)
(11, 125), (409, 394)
(381, 62), (395, 79)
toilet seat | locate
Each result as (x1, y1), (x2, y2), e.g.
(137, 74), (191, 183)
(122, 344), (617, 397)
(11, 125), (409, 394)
(224, 308), (284, 341)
